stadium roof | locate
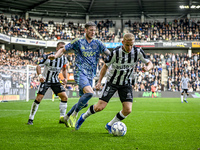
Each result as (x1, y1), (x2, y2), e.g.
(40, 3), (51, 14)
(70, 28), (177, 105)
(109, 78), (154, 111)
(0, 0), (200, 19)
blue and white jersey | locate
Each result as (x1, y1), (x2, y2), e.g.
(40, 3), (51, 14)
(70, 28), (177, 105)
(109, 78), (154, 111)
(65, 36), (107, 79)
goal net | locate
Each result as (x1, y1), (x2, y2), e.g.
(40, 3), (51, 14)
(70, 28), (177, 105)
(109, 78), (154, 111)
(0, 65), (47, 102)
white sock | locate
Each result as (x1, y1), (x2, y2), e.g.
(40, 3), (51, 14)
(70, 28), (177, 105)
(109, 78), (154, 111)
(29, 101), (39, 120)
(108, 111), (126, 126)
(64, 114), (69, 121)
(72, 111), (78, 117)
(185, 95), (187, 100)
(59, 101), (67, 117)
(82, 105), (95, 120)
(181, 95), (183, 102)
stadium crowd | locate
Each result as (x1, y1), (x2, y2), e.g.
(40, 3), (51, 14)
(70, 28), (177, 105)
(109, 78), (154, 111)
(133, 53), (164, 92)
(166, 53), (200, 92)
(0, 14), (40, 39)
(1, 13), (200, 92)
(124, 18), (200, 41)
(2, 13), (200, 42)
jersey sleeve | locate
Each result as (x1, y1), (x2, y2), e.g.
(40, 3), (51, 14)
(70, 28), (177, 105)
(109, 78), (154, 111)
(98, 40), (107, 53)
(38, 55), (48, 67)
(105, 50), (115, 67)
(65, 38), (79, 52)
(138, 48), (150, 64)
(63, 56), (68, 68)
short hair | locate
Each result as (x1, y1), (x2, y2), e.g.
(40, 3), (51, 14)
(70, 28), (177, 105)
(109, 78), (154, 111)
(123, 33), (135, 41)
(85, 21), (96, 29)
(57, 42), (65, 47)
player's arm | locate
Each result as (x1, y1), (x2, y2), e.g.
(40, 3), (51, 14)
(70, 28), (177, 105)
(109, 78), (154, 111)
(49, 39), (78, 60)
(61, 64), (68, 84)
(142, 61), (153, 72)
(138, 48), (153, 72)
(37, 55), (48, 83)
(95, 64), (108, 90)
(36, 65), (45, 83)
(104, 49), (111, 56)
(48, 47), (65, 60)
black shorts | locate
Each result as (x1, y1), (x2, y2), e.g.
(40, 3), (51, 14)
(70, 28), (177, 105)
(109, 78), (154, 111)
(99, 82), (133, 103)
(38, 82), (65, 96)
(181, 89), (188, 94)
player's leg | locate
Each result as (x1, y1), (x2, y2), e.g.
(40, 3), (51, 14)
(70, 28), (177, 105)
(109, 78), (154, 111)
(152, 91), (154, 98)
(75, 82), (116, 130)
(57, 92), (68, 118)
(181, 90), (184, 103)
(72, 85), (93, 116)
(27, 94), (44, 125)
(75, 100), (108, 130)
(107, 102), (132, 126)
(184, 89), (188, 103)
(51, 83), (68, 124)
(69, 76), (93, 127)
(106, 85), (133, 133)
(27, 82), (49, 125)
(52, 83), (67, 117)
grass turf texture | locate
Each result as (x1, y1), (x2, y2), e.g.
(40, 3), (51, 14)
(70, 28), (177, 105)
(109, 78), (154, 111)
(0, 98), (199, 150)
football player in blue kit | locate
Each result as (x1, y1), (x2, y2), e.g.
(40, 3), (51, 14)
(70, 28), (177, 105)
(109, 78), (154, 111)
(48, 21), (110, 127)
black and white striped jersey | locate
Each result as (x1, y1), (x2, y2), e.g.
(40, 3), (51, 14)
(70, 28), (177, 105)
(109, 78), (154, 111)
(181, 77), (189, 89)
(38, 52), (68, 83)
(105, 46), (149, 86)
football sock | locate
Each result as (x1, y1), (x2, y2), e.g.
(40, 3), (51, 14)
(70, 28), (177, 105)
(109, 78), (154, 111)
(154, 93), (157, 97)
(52, 94), (55, 101)
(75, 93), (93, 112)
(82, 105), (95, 120)
(64, 114), (69, 121)
(181, 95), (183, 102)
(108, 111), (126, 126)
(67, 103), (77, 117)
(29, 100), (40, 120)
(185, 94), (187, 100)
(72, 110), (78, 117)
(59, 101), (67, 117)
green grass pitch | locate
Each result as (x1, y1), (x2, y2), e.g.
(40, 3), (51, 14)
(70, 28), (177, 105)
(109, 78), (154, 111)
(0, 97), (199, 150)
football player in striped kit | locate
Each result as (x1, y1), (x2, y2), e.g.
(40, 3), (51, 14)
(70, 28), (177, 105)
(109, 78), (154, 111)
(75, 33), (153, 133)
(180, 73), (189, 103)
(27, 42), (68, 125)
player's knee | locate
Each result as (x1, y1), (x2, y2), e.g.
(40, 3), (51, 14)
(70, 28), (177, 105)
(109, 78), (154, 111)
(36, 95), (43, 101)
(61, 96), (68, 101)
(85, 93), (93, 98)
(124, 108), (132, 115)
(58, 93), (68, 101)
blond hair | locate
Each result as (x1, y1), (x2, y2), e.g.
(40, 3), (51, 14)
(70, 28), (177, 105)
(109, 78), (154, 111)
(123, 33), (135, 41)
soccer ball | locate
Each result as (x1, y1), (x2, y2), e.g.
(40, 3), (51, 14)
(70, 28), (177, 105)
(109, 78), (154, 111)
(111, 121), (127, 136)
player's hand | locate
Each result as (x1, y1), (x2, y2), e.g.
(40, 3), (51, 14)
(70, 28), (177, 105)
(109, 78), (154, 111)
(39, 77), (45, 83)
(48, 55), (56, 60)
(95, 82), (101, 90)
(62, 79), (67, 84)
(142, 66), (149, 72)
(39, 74), (45, 83)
